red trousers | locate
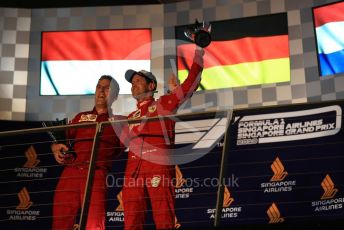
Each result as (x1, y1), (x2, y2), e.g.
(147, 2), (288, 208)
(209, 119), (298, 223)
(52, 167), (107, 230)
(123, 159), (176, 230)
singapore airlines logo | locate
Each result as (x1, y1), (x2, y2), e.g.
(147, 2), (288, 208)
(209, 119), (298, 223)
(174, 166), (183, 229)
(207, 186), (241, 219)
(16, 187), (33, 210)
(108, 191), (124, 222)
(175, 165), (186, 188)
(267, 202), (284, 224)
(175, 165), (193, 200)
(321, 174), (338, 200)
(174, 216), (181, 229)
(223, 186), (234, 207)
(115, 190), (123, 211)
(270, 157), (287, 181)
(23, 145), (40, 168)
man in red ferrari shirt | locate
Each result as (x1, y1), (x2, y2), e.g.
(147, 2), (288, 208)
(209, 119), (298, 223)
(51, 75), (124, 230)
(122, 47), (204, 230)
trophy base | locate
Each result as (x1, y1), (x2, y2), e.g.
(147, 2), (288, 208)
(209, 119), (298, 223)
(63, 152), (76, 165)
(195, 30), (211, 48)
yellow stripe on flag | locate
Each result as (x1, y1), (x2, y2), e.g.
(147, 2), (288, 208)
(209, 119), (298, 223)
(178, 58), (290, 90)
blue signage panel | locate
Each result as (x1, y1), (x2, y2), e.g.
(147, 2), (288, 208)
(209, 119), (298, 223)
(222, 101), (344, 226)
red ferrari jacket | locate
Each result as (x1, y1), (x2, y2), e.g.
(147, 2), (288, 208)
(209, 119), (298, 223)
(126, 53), (203, 165)
(67, 108), (125, 170)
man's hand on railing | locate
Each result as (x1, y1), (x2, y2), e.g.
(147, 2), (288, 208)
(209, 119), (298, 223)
(51, 143), (69, 164)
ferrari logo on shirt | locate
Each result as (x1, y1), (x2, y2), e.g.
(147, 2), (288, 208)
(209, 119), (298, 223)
(151, 176), (161, 188)
(79, 114), (97, 122)
(148, 105), (157, 113)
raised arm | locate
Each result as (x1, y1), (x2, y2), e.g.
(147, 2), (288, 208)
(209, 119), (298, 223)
(179, 47), (204, 96)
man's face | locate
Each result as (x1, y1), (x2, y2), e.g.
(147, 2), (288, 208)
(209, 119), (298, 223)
(131, 75), (151, 100)
(95, 79), (113, 106)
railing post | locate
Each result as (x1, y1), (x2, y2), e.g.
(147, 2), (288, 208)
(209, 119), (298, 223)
(78, 122), (103, 230)
(214, 109), (233, 227)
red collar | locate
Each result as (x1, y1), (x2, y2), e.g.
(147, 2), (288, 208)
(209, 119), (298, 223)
(137, 98), (154, 108)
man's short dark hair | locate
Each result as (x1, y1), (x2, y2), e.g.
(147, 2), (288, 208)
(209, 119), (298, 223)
(99, 75), (120, 99)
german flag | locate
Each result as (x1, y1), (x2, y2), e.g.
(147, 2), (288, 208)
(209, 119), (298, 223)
(175, 13), (290, 90)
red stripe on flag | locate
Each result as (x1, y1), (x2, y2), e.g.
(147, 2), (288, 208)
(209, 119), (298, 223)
(177, 35), (289, 70)
(314, 2), (344, 27)
(42, 30), (151, 61)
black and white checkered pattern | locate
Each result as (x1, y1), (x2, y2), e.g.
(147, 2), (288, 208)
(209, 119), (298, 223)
(0, 8), (30, 120)
(0, 0), (343, 121)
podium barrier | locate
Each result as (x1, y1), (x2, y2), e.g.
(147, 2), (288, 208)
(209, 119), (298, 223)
(0, 110), (229, 229)
(1, 101), (344, 229)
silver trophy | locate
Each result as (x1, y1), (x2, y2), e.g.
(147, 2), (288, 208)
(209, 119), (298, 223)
(184, 19), (212, 48)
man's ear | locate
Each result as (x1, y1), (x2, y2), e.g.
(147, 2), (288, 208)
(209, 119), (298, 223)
(148, 82), (156, 91)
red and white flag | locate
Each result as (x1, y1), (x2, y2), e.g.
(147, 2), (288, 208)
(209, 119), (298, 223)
(40, 29), (151, 95)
